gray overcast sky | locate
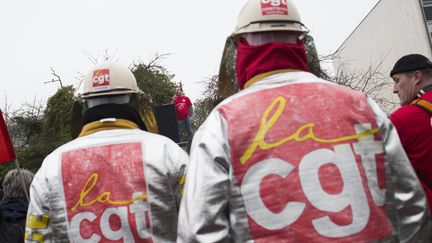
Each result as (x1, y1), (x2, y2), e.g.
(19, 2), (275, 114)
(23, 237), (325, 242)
(0, 0), (379, 109)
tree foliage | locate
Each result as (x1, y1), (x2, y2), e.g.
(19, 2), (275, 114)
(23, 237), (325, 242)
(192, 75), (220, 130)
(132, 54), (176, 106)
(42, 86), (76, 148)
(1, 86), (76, 178)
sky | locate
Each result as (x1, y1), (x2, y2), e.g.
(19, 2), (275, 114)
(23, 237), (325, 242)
(0, 0), (380, 110)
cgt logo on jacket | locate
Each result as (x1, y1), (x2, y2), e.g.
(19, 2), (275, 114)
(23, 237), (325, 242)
(219, 83), (393, 242)
(62, 143), (153, 241)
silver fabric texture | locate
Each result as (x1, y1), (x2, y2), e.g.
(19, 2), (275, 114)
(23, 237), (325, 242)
(178, 71), (431, 242)
(26, 128), (188, 242)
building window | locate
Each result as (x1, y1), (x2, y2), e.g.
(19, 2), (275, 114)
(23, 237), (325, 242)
(425, 6), (432, 21)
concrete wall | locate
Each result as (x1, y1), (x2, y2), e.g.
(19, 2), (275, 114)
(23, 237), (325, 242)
(333, 0), (432, 113)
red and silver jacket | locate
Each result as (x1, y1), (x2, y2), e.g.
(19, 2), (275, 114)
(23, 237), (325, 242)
(178, 71), (431, 242)
(25, 119), (188, 242)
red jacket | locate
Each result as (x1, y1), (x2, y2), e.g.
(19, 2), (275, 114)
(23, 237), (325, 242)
(390, 91), (432, 207)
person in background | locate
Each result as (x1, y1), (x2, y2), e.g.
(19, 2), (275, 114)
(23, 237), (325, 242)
(0, 207), (24, 243)
(172, 86), (193, 142)
(0, 168), (34, 231)
(0, 185), (4, 202)
(177, 0), (431, 242)
(25, 62), (188, 242)
(390, 53), (432, 208)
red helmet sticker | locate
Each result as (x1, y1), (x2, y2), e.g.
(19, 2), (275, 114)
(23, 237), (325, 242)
(93, 69), (110, 87)
(261, 0), (288, 16)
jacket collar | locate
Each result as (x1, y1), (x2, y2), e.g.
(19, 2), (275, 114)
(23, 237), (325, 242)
(79, 118), (138, 137)
(244, 69), (299, 89)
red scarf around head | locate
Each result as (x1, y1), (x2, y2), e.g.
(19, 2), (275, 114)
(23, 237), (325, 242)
(235, 39), (309, 89)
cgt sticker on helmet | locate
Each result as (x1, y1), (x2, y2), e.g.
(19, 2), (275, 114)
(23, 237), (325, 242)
(93, 69), (110, 88)
(261, 0), (288, 16)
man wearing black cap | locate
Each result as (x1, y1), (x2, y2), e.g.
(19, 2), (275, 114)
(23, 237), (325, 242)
(390, 53), (432, 208)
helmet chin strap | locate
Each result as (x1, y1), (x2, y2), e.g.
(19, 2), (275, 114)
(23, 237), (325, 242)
(417, 84), (432, 98)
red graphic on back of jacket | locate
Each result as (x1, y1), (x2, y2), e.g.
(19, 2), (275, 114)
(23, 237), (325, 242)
(218, 83), (392, 242)
(62, 143), (153, 242)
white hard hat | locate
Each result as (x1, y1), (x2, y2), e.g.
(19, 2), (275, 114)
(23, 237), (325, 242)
(80, 62), (142, 99)
(234, 0), (306, 36)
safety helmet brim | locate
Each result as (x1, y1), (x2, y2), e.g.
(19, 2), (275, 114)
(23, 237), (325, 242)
(234, 21), (306, 36)
(80, 89), (143, 99)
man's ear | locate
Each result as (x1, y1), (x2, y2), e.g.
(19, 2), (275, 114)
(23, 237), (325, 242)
(413, 70), (423, 85)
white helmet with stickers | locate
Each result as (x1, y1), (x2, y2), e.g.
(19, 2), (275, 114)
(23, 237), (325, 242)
(80, 62), (143, 99)
(218, 0), (308, 98)
(234, 0), (307, 36)
(72, 62), (158, 135)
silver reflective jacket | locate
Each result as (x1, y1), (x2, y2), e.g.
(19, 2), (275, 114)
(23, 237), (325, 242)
(178, 71), (431, 242)
(26, 124), (188, 242)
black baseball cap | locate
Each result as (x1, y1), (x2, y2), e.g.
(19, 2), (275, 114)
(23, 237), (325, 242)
(390, 54), (432, 77)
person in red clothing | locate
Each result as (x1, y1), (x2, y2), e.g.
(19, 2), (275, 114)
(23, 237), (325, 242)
(390, 53), (432, 208)
(173, 86), (193, 142)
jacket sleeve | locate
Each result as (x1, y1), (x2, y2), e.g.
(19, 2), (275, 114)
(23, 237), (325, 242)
(171, 144), (189, 210)
(368, 97), (432, 242)
(25, 160), (53, 242)
(177, 111), (231, 243)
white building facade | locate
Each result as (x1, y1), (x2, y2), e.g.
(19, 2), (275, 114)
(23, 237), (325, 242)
(333, 0), (432, 112)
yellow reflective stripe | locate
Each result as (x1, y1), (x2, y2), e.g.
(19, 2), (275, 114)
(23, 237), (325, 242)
(415, 99), (432, 112)
(179, 175), (186, 186)
(27, 233), (45, 243)
(26, 233), (45, 243)
(178, 175), (186, 195)
(244, 69), (297, 89)
(27, 214), (49, 229)
(79, 119), (139, 137)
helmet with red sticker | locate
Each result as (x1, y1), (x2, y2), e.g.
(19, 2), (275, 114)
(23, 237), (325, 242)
(218, 0), (308, 98)
(80, 62), (142, 99)
(234, 0), (307, 36)
(72, 62), (158, 136)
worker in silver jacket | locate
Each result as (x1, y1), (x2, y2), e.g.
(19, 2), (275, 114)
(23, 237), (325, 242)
(25, 62), (188, 242)
(177, 0), (431, 242)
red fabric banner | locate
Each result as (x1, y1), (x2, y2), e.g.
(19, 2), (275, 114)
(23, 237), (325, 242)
(0, 109), (16, 164)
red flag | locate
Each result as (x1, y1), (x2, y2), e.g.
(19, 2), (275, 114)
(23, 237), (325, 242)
(0, 109), (16, 164)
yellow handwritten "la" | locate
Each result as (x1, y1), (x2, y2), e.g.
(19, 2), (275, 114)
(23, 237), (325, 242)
(71, 173), (147, 212)
(240, 96), (379, 165)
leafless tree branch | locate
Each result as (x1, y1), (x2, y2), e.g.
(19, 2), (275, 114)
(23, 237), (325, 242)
(44, 67), (63, 87)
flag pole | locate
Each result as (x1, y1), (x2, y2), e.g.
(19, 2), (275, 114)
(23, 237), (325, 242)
(13, 159), (29, 202)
